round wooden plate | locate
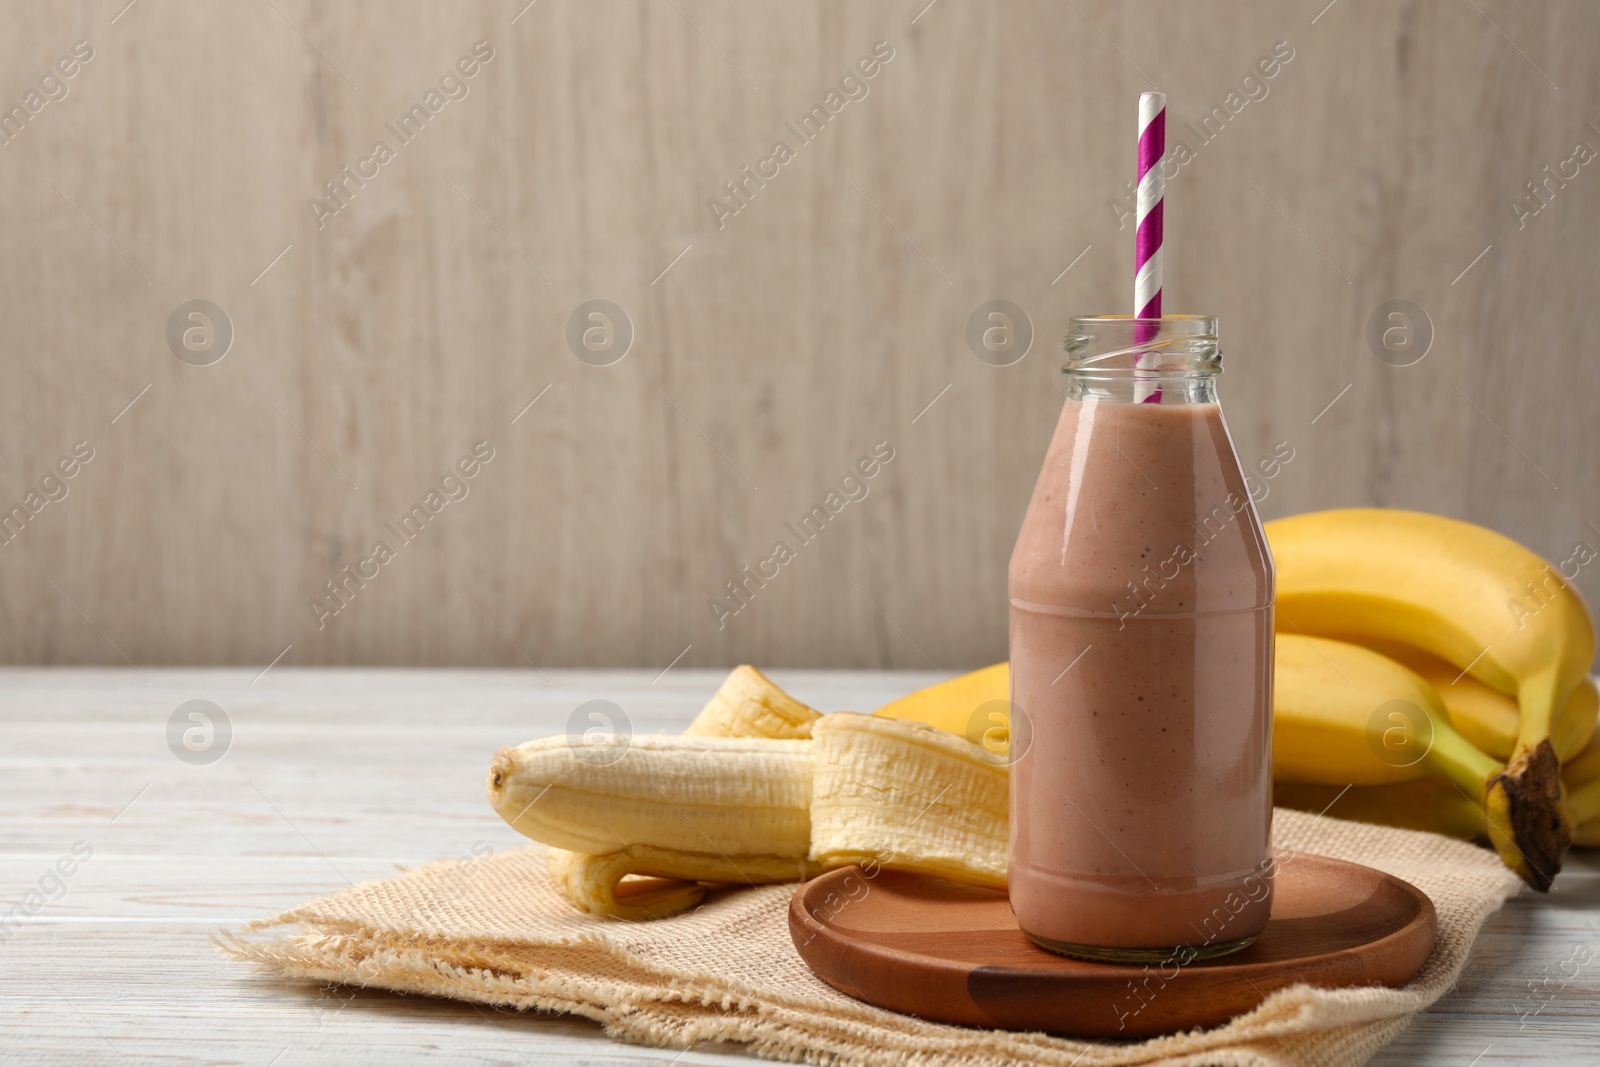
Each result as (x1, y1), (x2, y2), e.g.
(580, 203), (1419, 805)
(788, 851), (1436, 1038)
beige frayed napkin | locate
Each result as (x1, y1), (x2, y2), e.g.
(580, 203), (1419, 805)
(219, 808), (1522, 1067)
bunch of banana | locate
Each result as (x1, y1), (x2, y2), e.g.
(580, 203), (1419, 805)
(1271, 634), (1500, 793)
(488, 667), (1007, 920)
(1267, 509), (1596, 889)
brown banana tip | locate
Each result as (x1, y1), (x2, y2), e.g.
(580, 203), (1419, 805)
(488, 748), (514, 792)
(1494, 740), (1572, 892)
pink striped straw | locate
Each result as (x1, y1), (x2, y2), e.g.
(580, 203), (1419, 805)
(1134, 91), (1166, 402)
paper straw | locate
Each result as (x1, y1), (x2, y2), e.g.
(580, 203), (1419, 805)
(1134, 91), (1165, 402)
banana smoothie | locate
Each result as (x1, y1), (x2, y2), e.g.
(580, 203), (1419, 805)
(1008, 317), (1275, 960)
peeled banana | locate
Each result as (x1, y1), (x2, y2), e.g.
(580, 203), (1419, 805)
(1267, 509), (1596, 890)
(488, 732), (817, 871)
(547, 845), (736, 921)
(489, 667), (1008, 919)
(496, 504), (1600, 913)
(517, 665), (823, 919)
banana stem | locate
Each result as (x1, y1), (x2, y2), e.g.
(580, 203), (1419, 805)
(1516, 668), (1565, 758)
(1429, 728), (1503, 801)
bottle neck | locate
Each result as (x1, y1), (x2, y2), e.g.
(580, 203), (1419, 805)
(1062, 376), (1219, 404)
(1061, 315), (1221, 406)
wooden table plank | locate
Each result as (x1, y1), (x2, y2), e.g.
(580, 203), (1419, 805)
(2, 668), (1596, 1065)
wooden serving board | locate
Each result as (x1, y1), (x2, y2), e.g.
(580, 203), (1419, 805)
(788, 851), (1436, 1038)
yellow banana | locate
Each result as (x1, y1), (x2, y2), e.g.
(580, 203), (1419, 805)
(1272, 635), (1502, 791)
(875, 662), (1009, 741)
(874, 640), (1541, 886)
(874, 653), (1600, 770)
(1366, 643), (1597, 762)
(1267, 509), (1595, 890)
(1564, 733), (1600, 788)
(870, 643), (1501, 794)
(1564, 734), (1600, 847)
(872, 656), (1599, 775)
(1568, 776), (1600, 833)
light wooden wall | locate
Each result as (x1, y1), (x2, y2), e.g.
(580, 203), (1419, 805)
(3, 0), (1597, 669)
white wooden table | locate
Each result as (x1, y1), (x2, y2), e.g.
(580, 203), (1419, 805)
(3, 668), (1596, 1066)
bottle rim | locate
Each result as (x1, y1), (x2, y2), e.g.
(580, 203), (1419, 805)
(1062, 314), (1221, 379)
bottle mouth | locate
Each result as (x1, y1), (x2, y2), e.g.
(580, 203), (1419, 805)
(1062, 314), (1221, 379)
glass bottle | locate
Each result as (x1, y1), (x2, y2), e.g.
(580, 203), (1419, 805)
(1008, 315), (1275, 962)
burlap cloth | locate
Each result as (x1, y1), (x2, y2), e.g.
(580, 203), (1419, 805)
(220, 808), (1522, 1066)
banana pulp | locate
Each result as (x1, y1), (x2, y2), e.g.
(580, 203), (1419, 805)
(489, 667), (1006, 919)
(684, 663), (822, 739)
